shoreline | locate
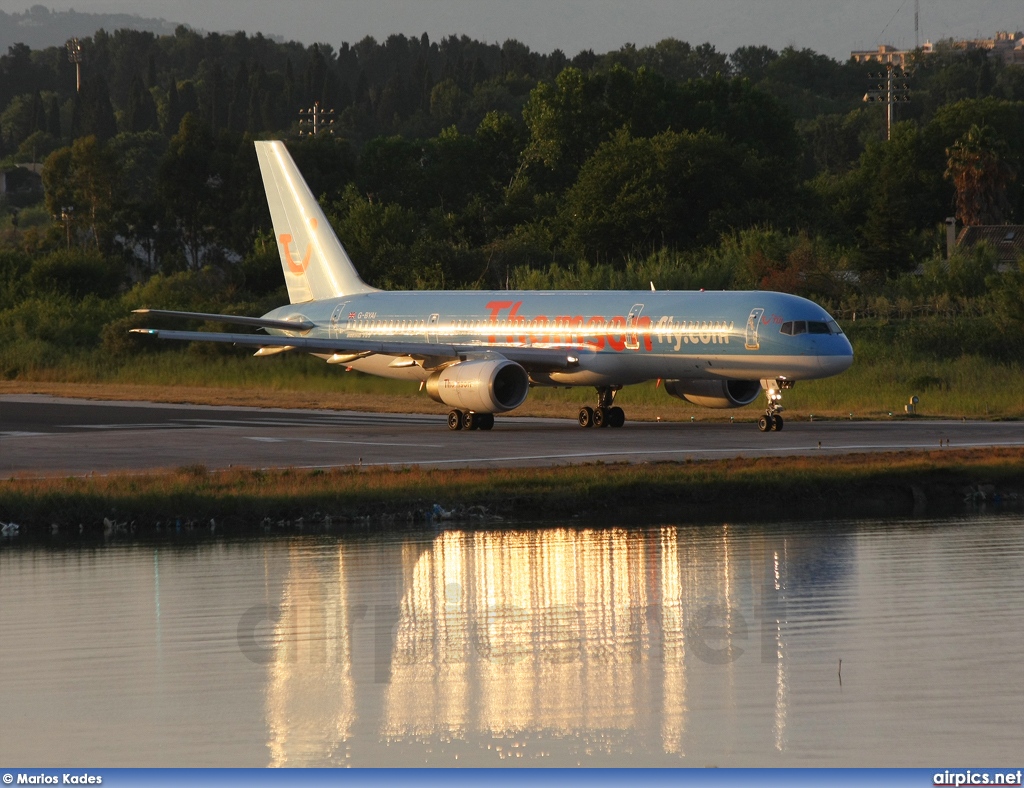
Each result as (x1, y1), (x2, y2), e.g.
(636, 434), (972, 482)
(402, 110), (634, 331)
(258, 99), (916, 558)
(1, 448), (1021, 539)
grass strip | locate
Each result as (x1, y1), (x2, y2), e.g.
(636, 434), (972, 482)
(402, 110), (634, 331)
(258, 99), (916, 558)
(3, 376), (1023, 423)
(1, 449), (1021, 537)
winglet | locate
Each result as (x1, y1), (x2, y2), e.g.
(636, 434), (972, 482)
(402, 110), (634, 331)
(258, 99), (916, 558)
(255, 140), (376, 303)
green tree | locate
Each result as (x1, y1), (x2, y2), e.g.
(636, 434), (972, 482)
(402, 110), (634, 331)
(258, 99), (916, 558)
(475, 110), (526, 195)
(521, 67), (611, 188)
(560, 128), (777, 261)
(108, 131), (168, 268)
(42, 135), (118, 252)
(71, 76), (118, 142)
(331, 182), (419, 287)
(429, 79), (467, 126)
(729, 45), (779, 83)
(857, 123), (944, 275)
(157, 113), (221, 268)
(0, 94), (40, 148)
(125, 74), (159, 133)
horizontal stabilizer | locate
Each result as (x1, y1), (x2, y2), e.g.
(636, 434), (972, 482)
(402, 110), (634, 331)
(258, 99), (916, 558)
(132, 309), (314, 332)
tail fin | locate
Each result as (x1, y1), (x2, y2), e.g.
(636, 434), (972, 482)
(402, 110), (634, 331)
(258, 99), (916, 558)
(255, 140), (375, 303)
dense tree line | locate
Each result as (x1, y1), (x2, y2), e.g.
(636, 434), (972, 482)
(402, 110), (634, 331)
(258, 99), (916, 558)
(1, 25), (1023, 332)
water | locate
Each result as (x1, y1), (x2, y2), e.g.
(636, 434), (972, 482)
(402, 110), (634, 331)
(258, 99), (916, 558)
(1, 516), (1022, 767)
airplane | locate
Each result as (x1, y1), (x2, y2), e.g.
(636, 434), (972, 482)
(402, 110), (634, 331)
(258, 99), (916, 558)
(132, 140), (853, 432)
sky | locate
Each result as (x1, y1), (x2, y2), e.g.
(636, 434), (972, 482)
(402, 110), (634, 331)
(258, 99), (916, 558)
(3, 0), (1024, 61)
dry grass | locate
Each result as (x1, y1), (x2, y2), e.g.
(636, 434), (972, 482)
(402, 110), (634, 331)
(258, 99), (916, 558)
(3, 448), (1021, 532)
(3, 378), (1009, 424)
(0, 379), (733, 422)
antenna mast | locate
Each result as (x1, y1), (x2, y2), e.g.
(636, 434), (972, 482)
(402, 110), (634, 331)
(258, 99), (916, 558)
(915, 0), (920, 49)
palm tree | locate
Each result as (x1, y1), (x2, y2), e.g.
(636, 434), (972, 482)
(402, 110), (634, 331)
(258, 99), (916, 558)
(945, 124), (1015, 226)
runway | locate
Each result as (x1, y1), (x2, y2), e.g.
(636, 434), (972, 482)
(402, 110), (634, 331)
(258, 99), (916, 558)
(1, 394), (1022, 476)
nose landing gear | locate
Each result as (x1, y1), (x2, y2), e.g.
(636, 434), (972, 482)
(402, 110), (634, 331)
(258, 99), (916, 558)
(578, 386), (625, 428)
(758, 378), (791, 432)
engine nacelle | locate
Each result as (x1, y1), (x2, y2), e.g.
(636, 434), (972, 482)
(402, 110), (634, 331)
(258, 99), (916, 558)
(663, 378), (762, 409)
(426, 359), (529, 413)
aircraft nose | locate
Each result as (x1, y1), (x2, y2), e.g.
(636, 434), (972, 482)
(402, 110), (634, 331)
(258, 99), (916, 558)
(818, 336), (854, 375)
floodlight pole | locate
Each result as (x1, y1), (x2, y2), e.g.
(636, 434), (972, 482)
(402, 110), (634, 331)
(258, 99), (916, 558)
(297, 101), (335, 137)
(863, 62), (911, 141)
(66, 38), (83, 92)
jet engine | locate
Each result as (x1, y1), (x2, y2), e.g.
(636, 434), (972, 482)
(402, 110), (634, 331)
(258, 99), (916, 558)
(663, 378), (762, 409)
(426, 359), (530, 413)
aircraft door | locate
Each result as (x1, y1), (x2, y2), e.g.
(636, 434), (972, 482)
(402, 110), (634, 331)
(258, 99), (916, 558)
(745, 308), (764, 350)
(427, 313), (439, 343)
(329, 302), (349, 339)
(625, 303), (644, 350)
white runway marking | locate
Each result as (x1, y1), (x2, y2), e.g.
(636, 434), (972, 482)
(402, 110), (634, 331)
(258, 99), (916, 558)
(244, 436), (442, 448)
(70, 423), (183, 430)
(183, 416), (433, 427)
(282, 438), (1024, 469)
(304, 438), (444, 448)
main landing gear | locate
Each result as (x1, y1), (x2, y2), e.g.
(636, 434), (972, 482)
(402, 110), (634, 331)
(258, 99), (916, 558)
(578, 386), (625, 429)
(447, 410), (495, 431)
(757, 378), (791, 432)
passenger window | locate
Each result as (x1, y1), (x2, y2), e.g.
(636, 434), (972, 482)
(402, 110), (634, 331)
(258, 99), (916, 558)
(808, 321), (830, 334)
(792, 321), (807, 335)
(780, 322), (793, 335)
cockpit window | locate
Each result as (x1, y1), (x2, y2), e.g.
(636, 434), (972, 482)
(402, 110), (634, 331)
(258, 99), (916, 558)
(782, 319), (844, 336)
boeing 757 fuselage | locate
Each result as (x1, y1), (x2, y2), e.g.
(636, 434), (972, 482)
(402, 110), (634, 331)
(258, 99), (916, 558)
(133, 141), (853, 431)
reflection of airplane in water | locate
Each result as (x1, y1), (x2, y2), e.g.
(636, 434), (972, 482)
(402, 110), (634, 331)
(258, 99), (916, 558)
(133, 140), (852, 432)
(261, 526), (853, 765)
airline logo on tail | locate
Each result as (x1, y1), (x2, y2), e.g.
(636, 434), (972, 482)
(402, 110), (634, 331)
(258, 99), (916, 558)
(279, 218), (317, 274)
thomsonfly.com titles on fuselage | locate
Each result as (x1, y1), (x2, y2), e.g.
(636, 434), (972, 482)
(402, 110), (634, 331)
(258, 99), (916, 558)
(132, 140), (853, 432)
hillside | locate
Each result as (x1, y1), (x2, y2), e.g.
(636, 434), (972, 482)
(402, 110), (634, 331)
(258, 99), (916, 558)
(0, 5), (182, 51)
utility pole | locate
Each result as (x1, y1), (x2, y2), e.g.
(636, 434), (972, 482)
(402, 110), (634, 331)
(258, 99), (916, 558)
(66, 38), (82, 92)
(915, 0), (920, 50)
(863, 63), (911, 141)
(298, 101), (335, 137)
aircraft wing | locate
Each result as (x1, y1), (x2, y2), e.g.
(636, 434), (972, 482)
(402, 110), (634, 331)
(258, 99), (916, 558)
(129, 328), (585, 370)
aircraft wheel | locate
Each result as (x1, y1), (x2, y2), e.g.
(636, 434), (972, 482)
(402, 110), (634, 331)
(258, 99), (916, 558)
(478, 413), (495, 430)
(593, 407), (608, 428)
(757, 415), (771, 432)
(578, 407), (594, 428)
(771, 414), (784, 431)
(608, 406), (625, 428)
(465, 412), (478, 430)
(448, 410), (464, 431)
